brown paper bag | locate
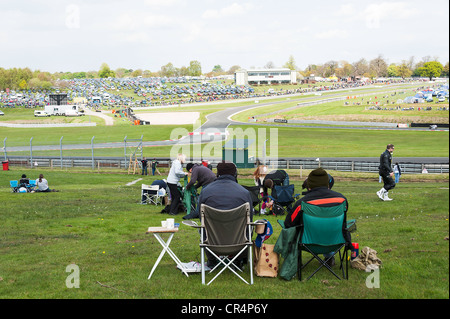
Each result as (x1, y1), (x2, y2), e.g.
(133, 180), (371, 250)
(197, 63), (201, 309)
(253, 243), (279, 277)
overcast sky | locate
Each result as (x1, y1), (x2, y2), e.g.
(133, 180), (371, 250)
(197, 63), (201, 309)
(1, 0), (449, 73)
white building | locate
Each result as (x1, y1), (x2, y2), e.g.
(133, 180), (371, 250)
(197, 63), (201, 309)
(235, 68), (297, 85)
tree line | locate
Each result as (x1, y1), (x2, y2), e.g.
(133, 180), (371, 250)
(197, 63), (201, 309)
(1, 55), (448, 91)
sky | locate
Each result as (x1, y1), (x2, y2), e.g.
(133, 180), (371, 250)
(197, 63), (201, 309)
(1, 0), (449, 73)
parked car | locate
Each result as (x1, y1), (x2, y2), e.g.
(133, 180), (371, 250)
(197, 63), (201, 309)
(34, 110), (50, 117)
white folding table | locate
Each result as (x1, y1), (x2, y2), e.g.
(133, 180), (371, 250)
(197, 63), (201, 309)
(146, 227), (189, 279)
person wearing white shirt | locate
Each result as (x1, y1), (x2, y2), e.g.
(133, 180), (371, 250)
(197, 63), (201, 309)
(167, 154), (187, 215)
(35, 174), (57, 192)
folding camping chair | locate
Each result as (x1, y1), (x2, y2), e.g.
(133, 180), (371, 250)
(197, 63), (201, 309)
(270, 184), (300, 216)
(141, 184), (163, 205)
(186, 203), (254, 285)
(242, 185), (261, 215)
(27, 180), (36, 192)
(298, 199), (352, 281)
(10, 180), (19, 193)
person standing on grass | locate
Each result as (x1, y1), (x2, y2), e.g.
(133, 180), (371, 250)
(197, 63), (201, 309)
(377, 144), (396, 201)
(151, 158), (160, 176)
(167, 154), (188, 216)
(182, 162), (217, 220)
(141, 157), (148, 175)
(393, 162), (402, 183)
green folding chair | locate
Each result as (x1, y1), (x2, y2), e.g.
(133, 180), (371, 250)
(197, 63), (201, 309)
(298, 199), (352, 281)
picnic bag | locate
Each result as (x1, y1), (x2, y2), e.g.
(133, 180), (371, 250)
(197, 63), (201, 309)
(253, 243), (279, 278)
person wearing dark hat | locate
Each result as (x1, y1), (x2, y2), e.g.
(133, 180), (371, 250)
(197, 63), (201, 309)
(284, 168), (349, 266)
(197, 162), (252, 213)
(183, 163), (217, 220)
(301, 173), (334, 194)
(286, 168), (346, 228)
(197, 162), (254, 268)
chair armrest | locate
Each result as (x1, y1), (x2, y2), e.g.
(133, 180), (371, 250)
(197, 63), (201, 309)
(346, 219), (357, 233)
(182, 220), (202, 228)
(249, 218), (268, 228)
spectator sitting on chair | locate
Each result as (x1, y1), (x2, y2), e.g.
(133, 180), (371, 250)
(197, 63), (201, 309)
(19, 174), (30, 188)
(197, 162), (254, 268)
(151, 179), (168, 192)
(183, 163), (217, 220)
(141, 179), (169, 204)
(284, 168), (349, 267)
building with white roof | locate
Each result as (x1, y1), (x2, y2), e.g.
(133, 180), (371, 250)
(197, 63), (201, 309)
(234, 68), (297, 85)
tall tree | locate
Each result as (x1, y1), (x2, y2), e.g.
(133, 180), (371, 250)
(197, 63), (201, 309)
(98, 63), (115, 78)
(160, 63), (176, 77)
(323, 60), (338, 77)
(352, 58), (369, 77)
(369, 55), (388, 77)
(283, 55), (297, 70)
(212, 65), (224, 73)
(188, 60), (202, 76)
(227, 65), (241, 74)
(396, 61), (413, 78)
(418, 61), (444, 80)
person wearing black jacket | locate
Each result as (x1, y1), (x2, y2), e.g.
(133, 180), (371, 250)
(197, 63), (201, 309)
(183, 163), (217, 220)
(197, 162), (254, 268)
(141, 157), (148, 175)
(377, 144), (396, 201)
(284, 168), (350, 266)
(262, 169), (289, 196)
(19, 174), (30, 188)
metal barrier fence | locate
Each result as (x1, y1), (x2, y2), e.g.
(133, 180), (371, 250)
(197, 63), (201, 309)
(3, 156), (448, 174)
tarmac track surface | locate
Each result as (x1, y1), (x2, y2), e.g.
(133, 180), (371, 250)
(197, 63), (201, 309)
(4, 85), (449, 165)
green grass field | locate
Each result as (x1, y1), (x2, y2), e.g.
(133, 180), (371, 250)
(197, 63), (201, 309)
(1, 82), (448, 303)
(0, 169), (448, 300)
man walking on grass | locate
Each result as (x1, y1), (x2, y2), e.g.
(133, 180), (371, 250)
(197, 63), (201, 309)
(377, 144), (396, 201)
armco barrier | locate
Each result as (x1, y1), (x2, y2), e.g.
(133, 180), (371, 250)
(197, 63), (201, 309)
(3, 156), (448, 174)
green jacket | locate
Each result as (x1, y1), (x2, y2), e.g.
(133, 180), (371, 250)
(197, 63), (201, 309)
(274, 220), (301, 281)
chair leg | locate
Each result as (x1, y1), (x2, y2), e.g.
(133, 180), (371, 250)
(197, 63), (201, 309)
(302, 245), (346, 280)
(201, 247), (205, 285)
(204, 247), (252, 285)
(298, 249), (302, 281)
(338, 248), (349, 280)
(248, 245), (253, 285)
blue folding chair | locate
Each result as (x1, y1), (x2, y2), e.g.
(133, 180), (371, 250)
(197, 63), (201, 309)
(10, 180), (19, 192)
(28, 180), (37, 192)
(269, 184), (300, 216)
